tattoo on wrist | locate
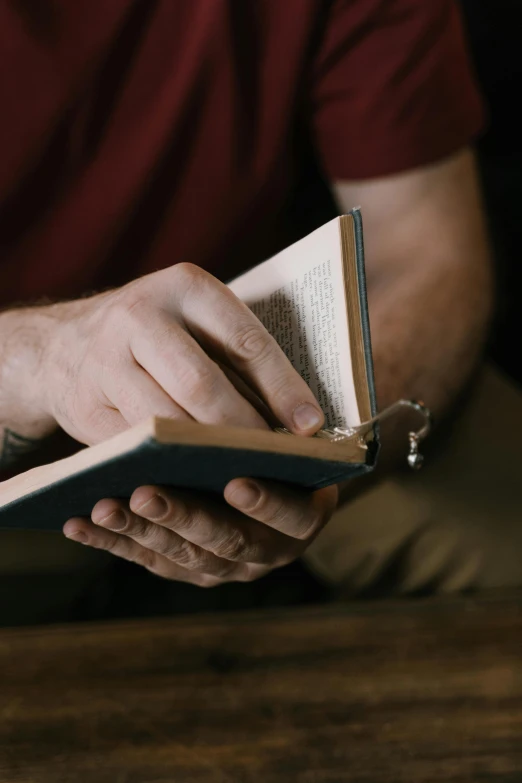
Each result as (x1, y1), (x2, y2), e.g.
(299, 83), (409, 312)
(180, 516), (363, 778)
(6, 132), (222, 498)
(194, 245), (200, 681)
(0, 428), (43, 468)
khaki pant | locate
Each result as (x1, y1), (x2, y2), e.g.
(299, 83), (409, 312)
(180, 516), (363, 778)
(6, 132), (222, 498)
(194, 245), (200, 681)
(0, 364), (520, 624)
(305, 365), (522, 594)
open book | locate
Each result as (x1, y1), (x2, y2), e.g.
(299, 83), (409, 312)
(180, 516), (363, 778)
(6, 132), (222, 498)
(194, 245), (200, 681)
(0, 210), (377, 530)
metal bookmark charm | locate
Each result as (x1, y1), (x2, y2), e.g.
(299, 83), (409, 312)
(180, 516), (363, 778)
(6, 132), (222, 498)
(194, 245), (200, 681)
(346, 399), (432, 470)
(274, 399), (432, 470)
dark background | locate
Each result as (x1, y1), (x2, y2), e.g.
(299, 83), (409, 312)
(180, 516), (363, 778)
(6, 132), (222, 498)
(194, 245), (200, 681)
(460, 0), (522, 386)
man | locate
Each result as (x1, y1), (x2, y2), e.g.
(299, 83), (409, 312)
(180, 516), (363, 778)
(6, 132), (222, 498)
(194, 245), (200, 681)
(0, 1), (492, 614)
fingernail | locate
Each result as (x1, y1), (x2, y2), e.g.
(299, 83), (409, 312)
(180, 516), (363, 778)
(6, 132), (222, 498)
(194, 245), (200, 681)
(65, 531), (88, 544)
(136, 495), (168, 519)
(97, 510), (126, 530)
(228, 481), (260, 510)
(292, 403), (323, 432)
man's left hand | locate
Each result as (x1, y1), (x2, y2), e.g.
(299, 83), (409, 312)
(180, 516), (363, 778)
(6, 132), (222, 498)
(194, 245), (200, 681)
(63, 480), (338, 585)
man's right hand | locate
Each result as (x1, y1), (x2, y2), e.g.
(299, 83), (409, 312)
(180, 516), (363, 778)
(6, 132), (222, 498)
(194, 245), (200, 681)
(11, 263), (323, 446)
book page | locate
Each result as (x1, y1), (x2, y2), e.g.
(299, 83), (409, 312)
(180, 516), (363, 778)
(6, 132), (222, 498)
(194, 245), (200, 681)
(229, 219), (360, 428)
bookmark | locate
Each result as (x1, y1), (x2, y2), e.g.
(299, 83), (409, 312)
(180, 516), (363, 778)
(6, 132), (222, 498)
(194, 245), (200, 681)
(275, 399), (432, 470)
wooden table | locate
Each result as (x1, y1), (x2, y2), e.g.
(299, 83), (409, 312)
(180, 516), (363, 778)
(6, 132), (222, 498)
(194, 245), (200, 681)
(1, 596), (522, 782)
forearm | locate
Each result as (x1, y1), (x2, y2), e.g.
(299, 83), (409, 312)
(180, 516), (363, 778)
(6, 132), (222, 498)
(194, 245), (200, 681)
(333, 148), (494, 496)
(364, 248), (492, 484)
(370, 242), (492, 420)
(0, 307), (57, 467)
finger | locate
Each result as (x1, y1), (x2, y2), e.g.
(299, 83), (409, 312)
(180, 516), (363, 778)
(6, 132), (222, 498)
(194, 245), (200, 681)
(126, 486), (301, 566)
(176, 266), (324, 434)
(69, 403), (129, 446)
(129, 307), (270, 430)
(63, 518), (228, 586)
(224, 479), (339, 541)
(104, 361), (191, 426)
(89, 499), (250, 581)
(217, 362), (279, 427)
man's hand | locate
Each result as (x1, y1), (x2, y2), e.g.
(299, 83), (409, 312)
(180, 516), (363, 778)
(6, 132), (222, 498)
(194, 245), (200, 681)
(63, 480), (338, 586)
(36, 263), (323, 445)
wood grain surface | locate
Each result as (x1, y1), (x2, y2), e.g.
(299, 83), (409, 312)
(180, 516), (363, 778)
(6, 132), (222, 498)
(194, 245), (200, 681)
(1, 596), (522, 782)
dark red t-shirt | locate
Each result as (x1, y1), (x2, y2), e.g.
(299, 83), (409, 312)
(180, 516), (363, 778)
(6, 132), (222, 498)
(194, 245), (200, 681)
(0, 0), (482, 306)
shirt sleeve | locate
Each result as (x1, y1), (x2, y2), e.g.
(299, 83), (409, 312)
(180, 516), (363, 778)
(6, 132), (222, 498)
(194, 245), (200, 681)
(311, 0), (485, 180)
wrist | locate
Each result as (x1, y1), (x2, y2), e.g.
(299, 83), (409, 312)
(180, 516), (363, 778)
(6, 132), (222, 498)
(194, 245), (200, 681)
(0, 306), (59, 438)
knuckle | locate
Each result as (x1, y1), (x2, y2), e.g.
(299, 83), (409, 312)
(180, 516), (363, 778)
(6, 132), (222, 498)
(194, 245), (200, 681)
(101, 293), (150, 349)
(118, 513), (145, 537)
(266, 373), (299, 407)
(169, 538), (203, 570)
(294, 509), (324, 541)
(174, 263), (209, 298)
(81, 403), (117, 436)
(267, 498), (293, 527)
(214, 529), (252, 562)
(140, 524), (169, 553)
(174, 261), (204, 281)
(167, 503), (200, 536)
(176, 362), (221, 408)
(111, 290), (146, 327)
(242, 540), (271, 565)
(227, 324), (273, 365)
(148, 322), (179, 353)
